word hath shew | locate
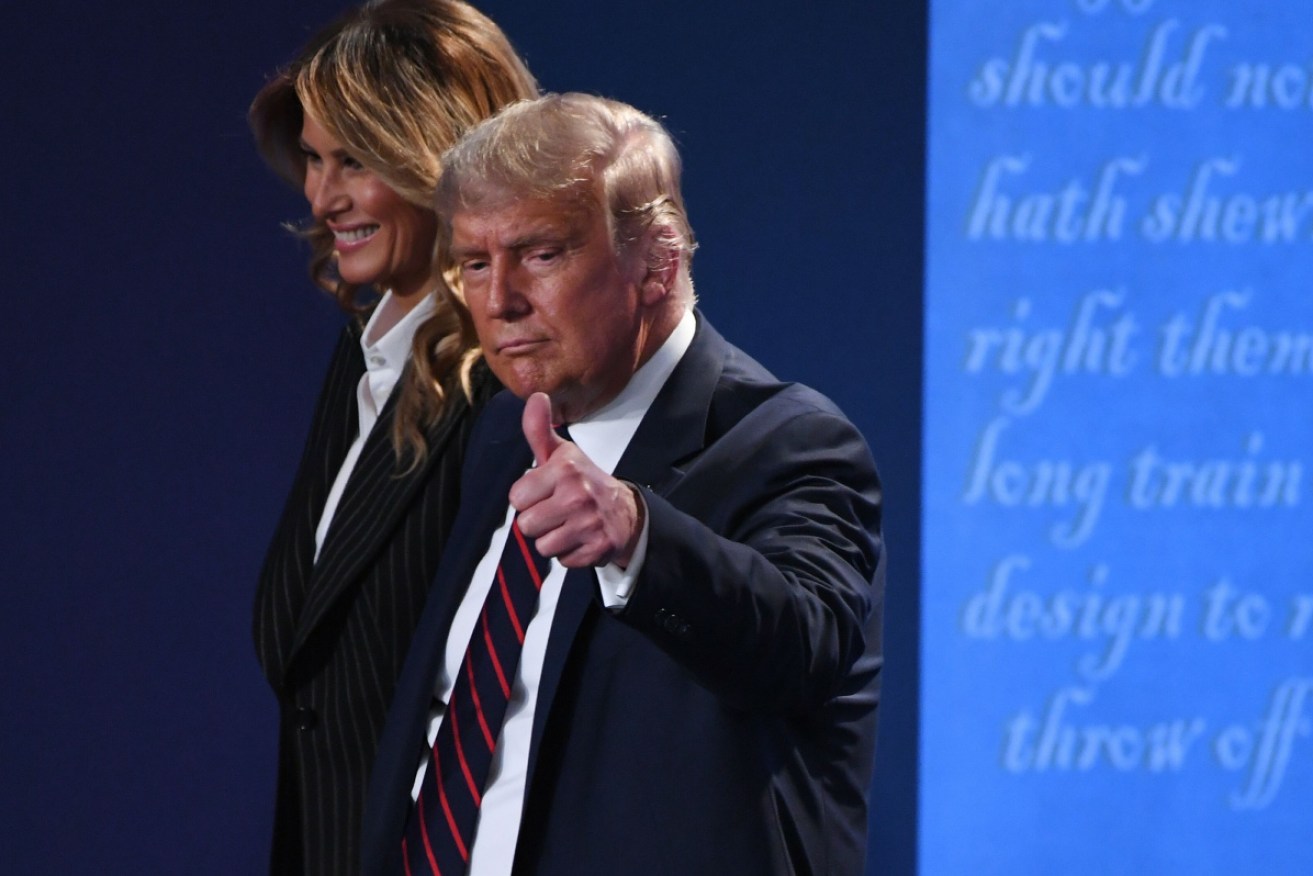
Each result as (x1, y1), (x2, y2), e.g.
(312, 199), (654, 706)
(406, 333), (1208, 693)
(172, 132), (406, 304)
(967, 155), (1313, 244)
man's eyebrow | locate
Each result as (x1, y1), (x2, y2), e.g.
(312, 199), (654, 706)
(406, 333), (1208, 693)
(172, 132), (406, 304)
(449, 242), (484, 260)
(452, 227), (577, 258)
(507, 230), (572, 250)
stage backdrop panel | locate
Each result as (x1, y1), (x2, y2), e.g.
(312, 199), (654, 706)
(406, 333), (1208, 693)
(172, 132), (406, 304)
(923, 1), (1313, 872)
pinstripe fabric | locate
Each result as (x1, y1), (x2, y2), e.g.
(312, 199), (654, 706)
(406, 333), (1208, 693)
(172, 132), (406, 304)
(256, 323), (495, 875)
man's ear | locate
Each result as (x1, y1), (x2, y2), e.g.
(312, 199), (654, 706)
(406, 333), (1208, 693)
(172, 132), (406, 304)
(639, 227), (680, 306)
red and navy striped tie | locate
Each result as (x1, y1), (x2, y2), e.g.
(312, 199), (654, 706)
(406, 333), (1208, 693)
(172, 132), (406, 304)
(402, 517), (550, 875)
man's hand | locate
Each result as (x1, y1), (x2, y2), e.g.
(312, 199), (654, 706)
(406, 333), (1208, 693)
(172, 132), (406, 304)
(510, 392), (643, 569)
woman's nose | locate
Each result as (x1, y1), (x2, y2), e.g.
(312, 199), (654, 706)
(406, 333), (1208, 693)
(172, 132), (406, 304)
(306, 167), (347, 219)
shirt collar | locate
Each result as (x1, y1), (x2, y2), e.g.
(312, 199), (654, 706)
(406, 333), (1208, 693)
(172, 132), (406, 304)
(360, 290), (437, 373)
(567, 308), (696, 476)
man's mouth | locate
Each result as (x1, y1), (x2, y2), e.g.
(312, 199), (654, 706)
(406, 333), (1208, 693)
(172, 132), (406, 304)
(498, 337), (546, 355)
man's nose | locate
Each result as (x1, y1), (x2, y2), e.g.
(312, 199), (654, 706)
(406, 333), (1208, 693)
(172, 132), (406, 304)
(484, 261), (528, 319)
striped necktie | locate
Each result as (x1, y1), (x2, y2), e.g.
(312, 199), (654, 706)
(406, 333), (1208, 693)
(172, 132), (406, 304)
(402, 517), (550, 875)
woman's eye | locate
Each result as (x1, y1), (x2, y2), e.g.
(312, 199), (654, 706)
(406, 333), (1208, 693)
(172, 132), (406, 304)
(343, 155), (365, 170)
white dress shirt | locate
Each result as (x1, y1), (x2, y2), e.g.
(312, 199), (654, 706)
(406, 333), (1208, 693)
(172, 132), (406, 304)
(412, 309), (696, 876)
(313, 291), (436, 560)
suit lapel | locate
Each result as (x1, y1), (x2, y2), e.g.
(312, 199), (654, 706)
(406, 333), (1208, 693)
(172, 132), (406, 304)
(611, 314), (726, 491)
(407, 420), (533, 677)
(285, 322), (367, 557)
(288, 368), (470, 662)
(525, 313), (728, 780)
(312, 327), (369, 510)
(256, 325), (364, 691)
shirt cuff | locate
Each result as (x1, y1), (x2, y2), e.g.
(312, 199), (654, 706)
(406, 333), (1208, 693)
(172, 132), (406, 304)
(596, 488), (650, 610)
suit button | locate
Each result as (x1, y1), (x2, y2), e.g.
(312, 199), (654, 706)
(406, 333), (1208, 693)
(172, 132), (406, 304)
(295, 707), (318, 731)
(661, 613), (691, 638)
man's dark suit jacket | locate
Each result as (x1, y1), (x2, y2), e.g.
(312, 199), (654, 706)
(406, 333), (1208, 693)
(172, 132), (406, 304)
(256, 321), (494, 875)
(362, 314), (884, 875)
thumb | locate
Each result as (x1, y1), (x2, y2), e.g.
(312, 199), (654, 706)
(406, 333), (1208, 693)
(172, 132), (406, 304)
(522, 392), (565, 466)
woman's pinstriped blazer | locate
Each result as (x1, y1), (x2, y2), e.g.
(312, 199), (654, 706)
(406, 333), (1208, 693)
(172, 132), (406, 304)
(255, 320), (495, 875)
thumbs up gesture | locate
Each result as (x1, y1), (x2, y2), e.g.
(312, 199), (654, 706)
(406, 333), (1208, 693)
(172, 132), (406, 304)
(509, 393), (643, 569)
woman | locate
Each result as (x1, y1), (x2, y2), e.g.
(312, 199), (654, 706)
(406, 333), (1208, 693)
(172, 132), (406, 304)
(248, 2), (536, 872)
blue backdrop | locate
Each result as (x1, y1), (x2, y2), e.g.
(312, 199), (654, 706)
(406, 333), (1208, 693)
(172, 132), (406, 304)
(924, 1), (1313, 873)
(3, 2), (922, 873)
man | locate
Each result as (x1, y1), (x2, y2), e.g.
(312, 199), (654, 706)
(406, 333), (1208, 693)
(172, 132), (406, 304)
(363, 93), (884, 876)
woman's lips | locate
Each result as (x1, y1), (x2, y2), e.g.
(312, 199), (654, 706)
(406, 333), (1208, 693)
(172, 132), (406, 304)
(331, 224), (379, 253)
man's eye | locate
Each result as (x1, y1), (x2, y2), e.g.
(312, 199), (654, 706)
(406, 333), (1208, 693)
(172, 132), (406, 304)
(531, 249), (560, 264)
(463, 259), (489, 273)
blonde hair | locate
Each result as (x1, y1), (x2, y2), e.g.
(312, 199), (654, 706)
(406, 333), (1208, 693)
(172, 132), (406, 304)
(436, 93), (697, 302)
(249, 0), (537, 464)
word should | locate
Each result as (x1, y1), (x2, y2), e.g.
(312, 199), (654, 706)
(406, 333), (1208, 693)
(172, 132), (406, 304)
(969, 19), (1224, 110)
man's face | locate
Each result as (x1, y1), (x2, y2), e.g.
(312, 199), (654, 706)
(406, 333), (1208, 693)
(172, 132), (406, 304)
(451, 194), (649, 423)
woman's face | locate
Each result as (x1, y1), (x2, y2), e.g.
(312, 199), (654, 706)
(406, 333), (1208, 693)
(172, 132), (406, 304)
(299, 115), (437, 301)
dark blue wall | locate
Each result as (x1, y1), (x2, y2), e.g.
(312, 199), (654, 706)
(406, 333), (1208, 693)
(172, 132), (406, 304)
(3, 2), (922, 872)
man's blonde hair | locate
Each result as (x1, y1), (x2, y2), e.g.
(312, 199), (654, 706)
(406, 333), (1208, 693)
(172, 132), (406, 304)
(437, 93), (697, 302)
